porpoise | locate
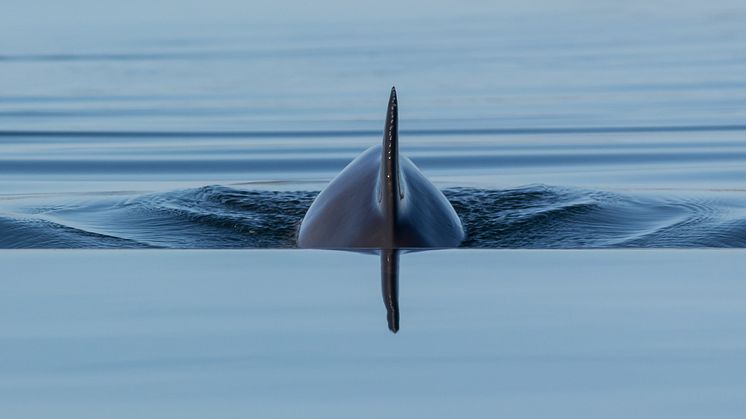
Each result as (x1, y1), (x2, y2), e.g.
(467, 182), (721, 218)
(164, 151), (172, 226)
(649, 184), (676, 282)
(297, 87), (464, 249)
(297, 87), (464, 332)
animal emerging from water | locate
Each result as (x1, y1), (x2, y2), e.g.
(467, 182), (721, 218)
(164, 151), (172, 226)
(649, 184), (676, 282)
(297, 87), (463, 248)
(297, 87), (464, 332)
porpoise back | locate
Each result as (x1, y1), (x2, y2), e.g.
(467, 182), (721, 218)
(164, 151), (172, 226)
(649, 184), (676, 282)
(297, 87), (464, 249)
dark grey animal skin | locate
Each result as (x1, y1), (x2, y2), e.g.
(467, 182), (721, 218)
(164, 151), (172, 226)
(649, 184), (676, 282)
(297, 87), (464, 249)
(297, 87), (464, 333)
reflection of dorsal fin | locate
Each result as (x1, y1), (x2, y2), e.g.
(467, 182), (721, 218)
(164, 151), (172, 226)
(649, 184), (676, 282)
(380, 87), (400, 243)
(381, 249), (400, 333)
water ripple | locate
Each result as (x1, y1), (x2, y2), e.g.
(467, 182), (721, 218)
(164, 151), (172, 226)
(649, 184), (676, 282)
(1, 185), (744, 248)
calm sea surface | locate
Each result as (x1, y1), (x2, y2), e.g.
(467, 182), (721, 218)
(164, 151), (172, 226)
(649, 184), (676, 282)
(0, 2), (746, 248)
(2, 3), (746, 417)
(2, 1), (746, 248)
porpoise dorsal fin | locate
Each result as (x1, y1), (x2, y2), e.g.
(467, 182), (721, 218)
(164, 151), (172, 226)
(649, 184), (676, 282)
(380, 86), (400, 242)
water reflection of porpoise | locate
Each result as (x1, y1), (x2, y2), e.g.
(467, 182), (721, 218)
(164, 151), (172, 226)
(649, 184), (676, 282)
(297, 87), (464, 333)
(297, 87), (464, 249)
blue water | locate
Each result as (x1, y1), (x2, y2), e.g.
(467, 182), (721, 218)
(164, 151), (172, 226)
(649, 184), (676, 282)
(2, 249), (746, 418)
(3, 3), (746, 417)
(2, 185), (746, 248)
(2, 1), (746, 248)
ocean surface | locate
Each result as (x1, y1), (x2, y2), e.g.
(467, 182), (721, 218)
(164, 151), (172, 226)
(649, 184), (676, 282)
(2, 0), (746, 248)
(3, 249), (746, 418)
(2, 2), (746, 417)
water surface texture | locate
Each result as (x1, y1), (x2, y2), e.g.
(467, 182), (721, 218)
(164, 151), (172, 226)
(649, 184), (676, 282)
(2, 249), (746, 418)
(2, 0), (746, 248)
(3, 2), (746, 418)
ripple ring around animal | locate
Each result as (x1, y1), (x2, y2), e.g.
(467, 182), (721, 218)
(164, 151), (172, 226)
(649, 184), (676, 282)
(297, 87), (465, 249)
(297, 87), (464, 333)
